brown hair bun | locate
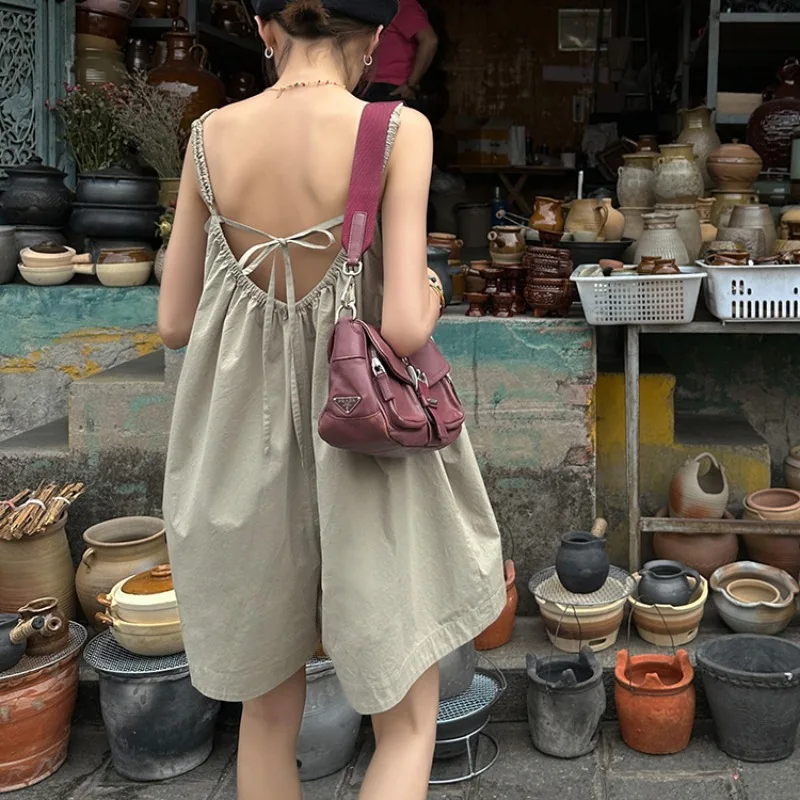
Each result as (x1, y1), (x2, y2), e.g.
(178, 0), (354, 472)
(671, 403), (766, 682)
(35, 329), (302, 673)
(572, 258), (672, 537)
(281, 0), (330, 36)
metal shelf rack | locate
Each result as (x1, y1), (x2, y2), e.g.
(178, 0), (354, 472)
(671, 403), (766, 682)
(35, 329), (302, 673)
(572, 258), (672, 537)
(624, 317), (800, 571)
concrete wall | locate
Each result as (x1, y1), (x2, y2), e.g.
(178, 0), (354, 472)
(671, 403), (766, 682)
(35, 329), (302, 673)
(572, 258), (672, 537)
(0, 286), (597, 615)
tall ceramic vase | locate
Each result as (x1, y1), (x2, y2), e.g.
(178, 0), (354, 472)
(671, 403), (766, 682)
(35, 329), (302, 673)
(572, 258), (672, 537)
(655, 203), (702, 263)
(633, 212), (690, 265)
(677, 106), (721, 190)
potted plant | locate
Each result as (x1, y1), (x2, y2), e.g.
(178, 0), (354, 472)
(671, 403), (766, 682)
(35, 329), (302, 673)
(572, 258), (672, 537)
(114, 72), (189, 207)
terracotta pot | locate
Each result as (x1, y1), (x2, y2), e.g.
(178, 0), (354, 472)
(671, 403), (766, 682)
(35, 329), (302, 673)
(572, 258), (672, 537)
(617, 154), (656, 208)
(427, 232), (463, 262)
(707, 141), (762, 191)
(487, 226), (524, 266)
(75, 516), (169, 631)
(710, 190), (760, 229)
(677, 106), (721, 190)
(748, 58), (800, 173)
(0, 625), (84, 792)
(629, 573), (708, 647)
(653, 508), (738, 579)
(17, 598), (68, 657)
(530, 196), (565, 232)
(633, 212), (690, 266)
(147, 17), (226, 132)
(744, 488), (800, 520)
(654, 154), (703, 205)
(475, 560), (518, 650)
(0, 515), (76, 620)
(620, 207), (651, 262)
(669, 452), (729, 519)
(696, 198), (718, 250)
(655, 203), (702, 263)
(728, 204), (777, 256)
(600, 199), (625, 241)
(742, 530), (800, 577)
(614, 649), (695, 754)
(784, 445), (800, 491)
(564, 199), (609, 238)
(464, 292), (488, 317)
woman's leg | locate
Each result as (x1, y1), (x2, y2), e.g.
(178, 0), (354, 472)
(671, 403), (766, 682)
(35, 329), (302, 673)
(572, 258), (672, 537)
(359, 665), (439, 800)
(238, 667), (307, 800)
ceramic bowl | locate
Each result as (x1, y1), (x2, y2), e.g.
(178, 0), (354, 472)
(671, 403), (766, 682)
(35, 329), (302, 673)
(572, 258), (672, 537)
(710, 561), (799, 635)
(628, 574), (708, 646)
(96, 611), (184, 657)
(20, 245), (77, 269)
(784, 446), (800, 491)
(18, 263), (74, 286)
(95, 260), (153, 287)
(743, 488), (800, 521)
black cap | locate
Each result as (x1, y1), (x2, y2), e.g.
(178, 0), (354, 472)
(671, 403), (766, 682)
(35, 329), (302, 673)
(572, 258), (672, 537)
(252, 0), (398, 27)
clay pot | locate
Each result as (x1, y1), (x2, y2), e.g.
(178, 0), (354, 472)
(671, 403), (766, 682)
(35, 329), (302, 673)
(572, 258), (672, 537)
(620, 207), (651, 261)
(475, 560), (518, 651)
(655, 203), (702, 263)
(464, 292), (488, 317)
(139, 0), (180, 19)
(491, 291), (514, 318)
(654, 154), (704, 205)
(744, 488), (800, 521)
(555, 519), (609, 594)
(0, 514), (76, 620)
(728, 204), (777, 256)
(707, 141), (762, 191)
(617, 154), (656, 208)
(636, 135), (659, 153)
(614, 649), (695, 755)
(526, 647), (606, 758)
(676, 106), (721, 189)
(504, 265), (527, 315)
(710, 190), (760, 229)
(779, 205), (800, 239)
(637, 560), (702, 607)
(537, 596), (626, 653)
(696, 198), (718, 251)
(530, 196), (565, 232)
(716, 226), (765, 259)
(17, 598), (68, 657)
(748, 58), (800, 173)
(481, 266), (503, 294)
(0, 157), (73, 228)
(629, 573), (708, 647)
(98, 564), (178, 626)
(147, 17), (226, 132)
(75, 516), (169, 632)
(0, 614), (45, 673)
(427, 232), (462, 263)
(653, 508), (738, 579)
(669, 452), (729, 519)
(600, 199), (625, 241)
(784, 445), (800, 491)
(74, 46), (129, 87)
(524, 277), (574, 318)
(487, 226), (524, 266)
(0, 625), (84, 792)
(126, 37), (152, 73)
(633, 212), (690, 266)
(564, 199), (609, 238)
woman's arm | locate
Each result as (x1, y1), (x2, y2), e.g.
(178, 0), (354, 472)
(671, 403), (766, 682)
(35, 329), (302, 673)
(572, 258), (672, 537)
(157, 145), (210, 350)
(380, 107), (440, 358)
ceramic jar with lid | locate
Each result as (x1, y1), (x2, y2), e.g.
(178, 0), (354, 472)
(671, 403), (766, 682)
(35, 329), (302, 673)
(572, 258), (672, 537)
(707, 141), (762, 191)
(0, 157), (73, 228)
(728, 204), (777, 255)
(655, 203), (702, 263)
(676, 107), (721, 189)
(147, 17), (226, 132)
(633, 212), (690, 266)
(98, 564), (179, 625)
(617, 153), (656, 208)
(654, 150), (703, 205)
(748, 58), (800, 173)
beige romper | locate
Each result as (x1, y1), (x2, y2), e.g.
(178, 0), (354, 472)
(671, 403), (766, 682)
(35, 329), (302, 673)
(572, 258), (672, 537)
(162, 107), (506, 715)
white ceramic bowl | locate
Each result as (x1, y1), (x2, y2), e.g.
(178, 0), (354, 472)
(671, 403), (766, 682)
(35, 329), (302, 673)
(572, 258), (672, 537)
(96, 261), (152, 287)
(20, 246), (78, 269)
(18, 263), (74, 286)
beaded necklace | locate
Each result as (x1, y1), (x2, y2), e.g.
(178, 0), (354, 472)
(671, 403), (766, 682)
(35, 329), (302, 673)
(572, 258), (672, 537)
(268, 80), (347, 97)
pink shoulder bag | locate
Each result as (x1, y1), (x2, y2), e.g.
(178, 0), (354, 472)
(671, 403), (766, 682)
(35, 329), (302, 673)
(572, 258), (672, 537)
(318, 102), (465, 457)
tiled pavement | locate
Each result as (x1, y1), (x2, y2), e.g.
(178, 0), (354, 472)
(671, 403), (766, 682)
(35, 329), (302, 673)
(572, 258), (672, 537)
(11, 721), (800, 800)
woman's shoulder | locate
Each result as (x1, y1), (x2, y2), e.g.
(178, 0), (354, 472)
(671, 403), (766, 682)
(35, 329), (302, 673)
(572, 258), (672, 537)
(387, 106), (432, 164)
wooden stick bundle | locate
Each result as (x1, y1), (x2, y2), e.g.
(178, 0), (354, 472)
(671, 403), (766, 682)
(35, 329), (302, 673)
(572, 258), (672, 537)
(0, 482), (85, 540)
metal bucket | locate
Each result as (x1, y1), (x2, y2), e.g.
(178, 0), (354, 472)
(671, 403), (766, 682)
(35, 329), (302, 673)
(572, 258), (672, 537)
(298, 659), (362, 781)
(84, 632), (220, 781)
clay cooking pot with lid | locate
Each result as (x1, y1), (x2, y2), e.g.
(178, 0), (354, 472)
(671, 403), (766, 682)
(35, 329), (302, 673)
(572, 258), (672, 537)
(98, 564), (179, 625)
(706, 141), (762, 191)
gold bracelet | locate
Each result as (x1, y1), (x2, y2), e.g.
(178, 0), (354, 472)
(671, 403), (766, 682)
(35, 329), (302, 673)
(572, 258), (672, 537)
(428, 276), (446, 316)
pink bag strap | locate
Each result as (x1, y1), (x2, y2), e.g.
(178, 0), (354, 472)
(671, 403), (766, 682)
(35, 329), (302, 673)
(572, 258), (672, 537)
(342, 102), (402, 267)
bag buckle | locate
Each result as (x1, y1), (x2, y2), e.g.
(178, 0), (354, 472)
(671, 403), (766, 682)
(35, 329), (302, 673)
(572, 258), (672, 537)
(406, 365), (428, 390)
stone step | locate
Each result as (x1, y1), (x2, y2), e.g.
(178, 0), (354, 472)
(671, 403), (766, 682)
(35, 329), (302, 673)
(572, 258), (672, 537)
(0, 416), (70, 454)
(75, 610), (800, 729)
(68, 351), (173, 452)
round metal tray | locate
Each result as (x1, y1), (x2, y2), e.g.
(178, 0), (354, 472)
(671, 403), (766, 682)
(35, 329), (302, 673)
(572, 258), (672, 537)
(84, 629), (188, 677)
(529, 564), (635, 608)
(0, 621), (87, 683)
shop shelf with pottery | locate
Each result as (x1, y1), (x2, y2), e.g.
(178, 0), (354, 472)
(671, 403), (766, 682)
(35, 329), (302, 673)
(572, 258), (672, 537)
(0, 484), (85, 620)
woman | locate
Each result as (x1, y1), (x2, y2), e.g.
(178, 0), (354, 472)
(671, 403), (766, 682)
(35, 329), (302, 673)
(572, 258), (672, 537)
(158, 1), (505, 798)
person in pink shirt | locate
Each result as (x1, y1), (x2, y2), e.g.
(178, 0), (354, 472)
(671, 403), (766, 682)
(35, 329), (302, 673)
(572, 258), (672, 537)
(365, 0), (438, 105)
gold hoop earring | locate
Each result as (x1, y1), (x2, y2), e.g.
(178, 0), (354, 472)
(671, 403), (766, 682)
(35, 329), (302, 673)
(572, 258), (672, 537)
(363, 54), (373, 67)
(265, 46), (274, 60)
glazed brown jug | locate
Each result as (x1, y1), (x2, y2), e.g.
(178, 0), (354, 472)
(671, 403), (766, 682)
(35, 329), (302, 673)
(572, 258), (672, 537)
(147, 17), (226, 132)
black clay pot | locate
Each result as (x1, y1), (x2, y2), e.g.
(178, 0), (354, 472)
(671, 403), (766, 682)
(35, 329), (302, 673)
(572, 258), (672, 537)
(555, 532), (609, 594)
(14, 226), (67, 252)
(638, 560), (701, 607)
(0, 614), (25, 672)
(0, 157), (73, 227)
(698, 634), (800, 762)
(70, 203), (162, 241)
(526, 647), (606, 758)
(76, 168), (160, 207)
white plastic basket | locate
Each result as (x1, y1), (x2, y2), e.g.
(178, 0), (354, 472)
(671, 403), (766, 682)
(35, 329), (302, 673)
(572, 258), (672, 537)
(698, 262), (800, 322)
(570, 265), (706, 325)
